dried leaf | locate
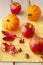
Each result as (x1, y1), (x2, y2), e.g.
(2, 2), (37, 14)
(19, 39), (24, 44)
(40, 55), (43, 60)
(3, 43), (18, 54)
(25, 53), (30, 59)
(18, 48), (22, 52)
(3, 36), (15, 41)
(2, 31), (17, 37)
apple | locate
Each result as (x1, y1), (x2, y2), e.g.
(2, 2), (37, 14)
(30, 36), (43, 54)
(10, 2), (21, 14)
(21, 23), (35, 38)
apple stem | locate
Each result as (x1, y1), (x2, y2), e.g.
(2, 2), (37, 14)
(11, 0), (13, 3)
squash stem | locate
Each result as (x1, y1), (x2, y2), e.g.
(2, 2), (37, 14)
(28, 14), (32, 16)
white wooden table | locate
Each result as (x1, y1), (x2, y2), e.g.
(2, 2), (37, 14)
(0, 0), (43, 65)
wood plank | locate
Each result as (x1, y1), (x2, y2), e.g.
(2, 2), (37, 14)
(0, 63), (13, 65)
(15, 63), (42, 65)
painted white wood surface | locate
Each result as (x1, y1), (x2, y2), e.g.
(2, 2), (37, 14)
(15, 63), (42, 65)
(0, 0), (43, 65)
(0, 63), (13, 65)
(0, 63), (42, 65)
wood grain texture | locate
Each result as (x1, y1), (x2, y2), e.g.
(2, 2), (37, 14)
(0, 63), (13, 65)
(15, 63), (42, 65)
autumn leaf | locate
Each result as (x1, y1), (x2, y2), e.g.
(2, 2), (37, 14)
(3, 43), (18, 54)
(2, 31), (17, 37)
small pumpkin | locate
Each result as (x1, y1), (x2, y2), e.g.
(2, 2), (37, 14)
(25, 5), (41, 21)
(2, 14), (19, 31)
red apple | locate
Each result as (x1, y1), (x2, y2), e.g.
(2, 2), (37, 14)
(10, 2), (21, 14)
(21, 23), (35, 38)
(30, 36), (43, 54)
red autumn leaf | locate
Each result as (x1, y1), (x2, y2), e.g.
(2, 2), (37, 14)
(3, 43), (18, 54)
(2, 31), (17, 37)
(19, 39), (24, 44)
(3, 43), (9, 47)
(3, 36), (15, 41)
